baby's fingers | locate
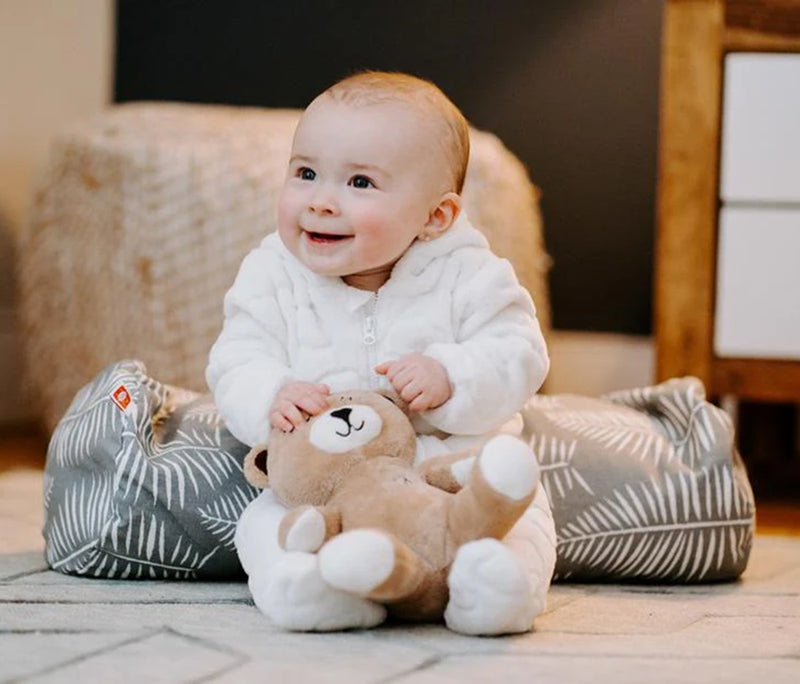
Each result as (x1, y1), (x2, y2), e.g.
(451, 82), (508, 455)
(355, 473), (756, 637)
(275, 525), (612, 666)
(375, 361), (403, 380)
(408, 395), (432, 412)
(270, 410), (294, 433)
(399, 380), (424, 404)
(296, 393), (328, 416)
(388, 364), (416, 388)
(279, 400), (305, 431)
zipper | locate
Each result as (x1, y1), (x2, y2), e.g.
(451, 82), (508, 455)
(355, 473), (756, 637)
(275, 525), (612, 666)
(362, 293), (379, 388)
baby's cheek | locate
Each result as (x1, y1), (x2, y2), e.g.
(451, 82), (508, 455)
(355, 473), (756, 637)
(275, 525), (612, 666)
(277, 196), (305, 257)
(357, 215), (412, 262)
(277, 191), (298, 232)
(351, 208), (385, 238)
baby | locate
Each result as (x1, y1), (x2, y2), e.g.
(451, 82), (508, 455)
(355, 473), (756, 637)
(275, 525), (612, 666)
(208, 71), (555, 634)
(207, 71), (549, 456)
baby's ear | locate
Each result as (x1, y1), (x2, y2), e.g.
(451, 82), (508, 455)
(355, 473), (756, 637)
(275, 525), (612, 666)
(420, 192), (461, 241)
(243, 444), (269, 489)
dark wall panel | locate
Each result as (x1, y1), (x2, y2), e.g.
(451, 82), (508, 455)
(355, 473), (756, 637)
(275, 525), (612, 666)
(115, 0), (662, 334)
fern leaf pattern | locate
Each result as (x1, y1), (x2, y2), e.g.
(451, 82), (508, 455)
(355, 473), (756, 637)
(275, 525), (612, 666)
(522, 376), (755, 582)
(530, 434), (594, 500)
(555, 463), (753, 582)
(180, 398), (224, 427)
(46, 362), (142, 468)
(604, 378), (735, 468)
(74, 510), (219, 580)
(44, 363), (755, 583)
(43, 360), (255, 580)
(45, 470), (115, 571)
(542, 408), (676, 466)
(198, 486), (257, 551)
(42, 471), (54, 511)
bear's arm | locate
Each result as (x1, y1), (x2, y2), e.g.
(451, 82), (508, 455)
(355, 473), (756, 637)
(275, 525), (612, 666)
(278, 505), (342, 553)
(418, 451), (477, 493)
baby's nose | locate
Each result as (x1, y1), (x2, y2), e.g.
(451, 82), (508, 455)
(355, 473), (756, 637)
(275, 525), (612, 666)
(309, 187), (339, 214)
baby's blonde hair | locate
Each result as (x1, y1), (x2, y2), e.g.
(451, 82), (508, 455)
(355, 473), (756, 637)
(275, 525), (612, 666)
(321, 71), (470, 194)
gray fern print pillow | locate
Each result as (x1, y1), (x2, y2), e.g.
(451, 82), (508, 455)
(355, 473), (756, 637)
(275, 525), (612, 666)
(43, 360), (256, 579)
(43, 361), (755, 583)
(522, 378), (755, 582)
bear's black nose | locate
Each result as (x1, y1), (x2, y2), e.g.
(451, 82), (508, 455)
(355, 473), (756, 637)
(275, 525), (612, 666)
(331, 407), (352, 424)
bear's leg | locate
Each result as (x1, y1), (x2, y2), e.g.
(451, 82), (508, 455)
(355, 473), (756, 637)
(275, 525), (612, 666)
(448, 434), (539, 545)
(318, 529), (446, 617)
(264, 552), (388, 632)
(235, 491), (386, 632)
(319, 529), (448, 621)
(446, 486), (557, 636)
(445, 538), (533, 635)
(318, 529), (423, 599)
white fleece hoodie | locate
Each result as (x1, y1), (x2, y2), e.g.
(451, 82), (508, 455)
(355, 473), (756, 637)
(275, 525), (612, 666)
(206, 213), (549, 448)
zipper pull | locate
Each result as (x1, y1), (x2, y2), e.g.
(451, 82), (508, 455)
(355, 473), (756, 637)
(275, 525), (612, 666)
(363, 315), (376, 345)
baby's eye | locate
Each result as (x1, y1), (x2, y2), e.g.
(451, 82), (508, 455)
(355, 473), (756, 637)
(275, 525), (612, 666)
(349, 175), (374, 189)
(298, 167), (316, 181)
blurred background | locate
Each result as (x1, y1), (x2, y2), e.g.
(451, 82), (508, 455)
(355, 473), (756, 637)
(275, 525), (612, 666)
(0, 0), (660, 412)
(0, 0), (797, 503)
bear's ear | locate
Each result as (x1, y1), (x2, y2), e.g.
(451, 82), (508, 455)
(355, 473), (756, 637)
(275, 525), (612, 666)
(375, 389), (411, 417)
(243, 445), (270, 489)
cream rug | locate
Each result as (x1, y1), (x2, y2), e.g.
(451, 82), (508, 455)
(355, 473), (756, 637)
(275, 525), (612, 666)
(1, 463), (798, 684)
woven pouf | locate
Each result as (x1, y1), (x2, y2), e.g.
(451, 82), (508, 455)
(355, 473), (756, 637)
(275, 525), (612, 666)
(19, 102), (551, 430)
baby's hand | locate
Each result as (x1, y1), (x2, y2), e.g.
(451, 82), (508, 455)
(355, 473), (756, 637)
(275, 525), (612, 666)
(271, 382), (330, 432)
(375, 354), (452, 411)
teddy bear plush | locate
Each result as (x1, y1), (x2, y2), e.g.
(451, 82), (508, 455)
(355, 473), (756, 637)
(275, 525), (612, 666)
(234, 389), (557, 635)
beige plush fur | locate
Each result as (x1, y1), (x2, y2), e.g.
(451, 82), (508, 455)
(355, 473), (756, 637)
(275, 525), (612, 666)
(243, 389), (537, 622)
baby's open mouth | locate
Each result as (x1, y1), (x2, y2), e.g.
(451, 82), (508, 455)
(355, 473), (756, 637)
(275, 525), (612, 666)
(305, 231), (352, 244)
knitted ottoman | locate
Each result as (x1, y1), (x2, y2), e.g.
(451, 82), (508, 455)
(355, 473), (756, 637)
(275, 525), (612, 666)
(18, 102), (551, 430)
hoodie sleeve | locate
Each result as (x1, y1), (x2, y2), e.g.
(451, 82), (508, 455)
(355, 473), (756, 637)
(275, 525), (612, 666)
(421, 250), (549, 435)
(206, 245), (293, 447)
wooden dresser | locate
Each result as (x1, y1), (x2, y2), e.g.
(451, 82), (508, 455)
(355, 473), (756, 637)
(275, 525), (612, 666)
(655, 0), (800, 402)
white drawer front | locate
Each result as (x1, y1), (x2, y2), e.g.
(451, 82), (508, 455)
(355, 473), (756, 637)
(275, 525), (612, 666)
(720, 53), (800, 203)
(715, 207), (800, 360)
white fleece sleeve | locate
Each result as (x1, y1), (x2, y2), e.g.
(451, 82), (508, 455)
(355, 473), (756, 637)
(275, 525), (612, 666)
(206, 247), (293, 447)
(422, 253), (549, 435)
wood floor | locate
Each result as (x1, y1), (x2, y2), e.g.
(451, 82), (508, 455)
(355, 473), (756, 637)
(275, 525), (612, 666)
(0, 429), (47, 472)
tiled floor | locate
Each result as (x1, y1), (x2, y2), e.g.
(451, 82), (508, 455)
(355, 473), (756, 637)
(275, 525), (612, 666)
(2, 439), (800, 683)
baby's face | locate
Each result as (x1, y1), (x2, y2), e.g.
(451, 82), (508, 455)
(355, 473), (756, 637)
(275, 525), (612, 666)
(277, 96), (451, 289)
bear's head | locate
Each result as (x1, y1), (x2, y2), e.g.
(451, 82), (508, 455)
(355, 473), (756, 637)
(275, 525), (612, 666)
(244, 389), (417, 507)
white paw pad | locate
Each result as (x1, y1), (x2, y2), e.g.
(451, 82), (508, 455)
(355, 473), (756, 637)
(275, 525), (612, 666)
(445, 538), (534, 635)
(450, 455), (476, 486)
(479, 434), (539, 500)
(259, 552), (387, 632)
(318, 529), (395, 596)
(284, 508), (326, 552)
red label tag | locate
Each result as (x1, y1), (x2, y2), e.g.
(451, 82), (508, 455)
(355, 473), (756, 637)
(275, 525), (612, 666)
(111, 385), (131, 412)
